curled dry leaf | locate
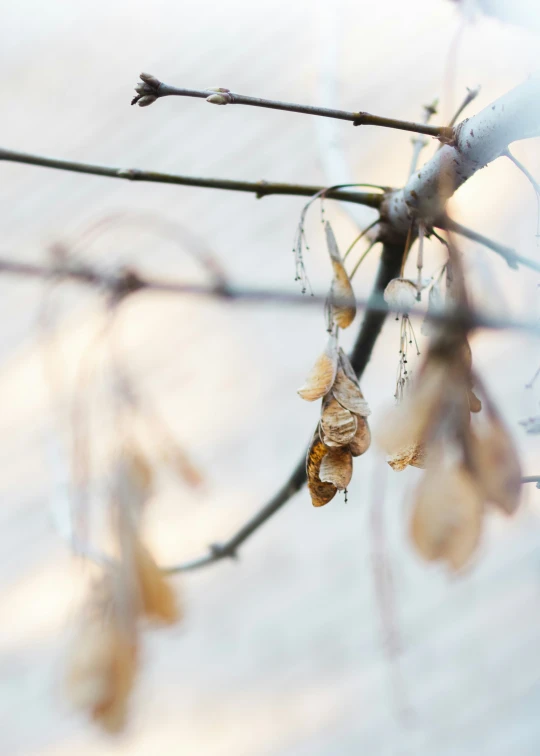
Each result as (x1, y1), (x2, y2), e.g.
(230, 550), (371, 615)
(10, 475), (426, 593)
(66, 607), (137, 733)
(387, 442), (426, 471)
(410, 464), (483, 571)
(134, 542), (180, 624)
(320, 446), (353, 489)
(297, 332), (338, 402)
(383, 278), (418, 312)
(470, 414), (522, 515)
(349, 414), (371, 457)
(320, 394), (357, 447)
(332, 367), (371, 416)
(325, 222), (356, 329)
(306, 430), (337, 507)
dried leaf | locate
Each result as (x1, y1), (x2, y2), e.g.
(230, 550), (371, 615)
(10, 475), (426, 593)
(383, 278), (418, 311)
(349, 414), (371, 457)
(320, 446), (353, 489)
(134, 542), (180, 624)
(470, 415), (522, 515)
(320, 394), (358, 447)
(66, 608), (137, 733)
(410, 464), (483, 571)
(375, 358), (447, 455)
(332, 366), (371, 416)
(306, 430), (337, 507)
(325, 222), (356, 329)
(387, 442), (426, 471)
(297, 333), (338, 402)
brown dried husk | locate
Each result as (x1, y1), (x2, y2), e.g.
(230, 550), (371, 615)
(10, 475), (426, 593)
(410, 464), (483, 571)
(306, 430), (338, 507)
(470, 414), (522, 515)
(134, 542), (180, 624)
(297, 333), (338, 402)
(468, 389), (482, 413)
(320, 394), (358, 447)
(332, 366), (371, 416)
(349, 414), (371, 457)
(383, 278), (418, 311)
(66, 614), (137, 733)
(320, 446), (353, 489)
(387, 442), (426, 471)
(325, 222), (356, 328)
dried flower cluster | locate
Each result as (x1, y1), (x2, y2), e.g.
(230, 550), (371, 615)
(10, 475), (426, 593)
(298, 223), (371, 506)
(66, 445), (180, 732)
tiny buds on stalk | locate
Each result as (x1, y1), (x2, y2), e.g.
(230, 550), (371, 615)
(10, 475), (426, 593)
(206, 92), (231, 105)
(131, 73), (161, 106)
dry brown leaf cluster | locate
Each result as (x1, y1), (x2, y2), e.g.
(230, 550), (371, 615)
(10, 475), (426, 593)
(302, 347), (371, 506)
(66, 445), (180, 732)
(377, 333), (522, 571)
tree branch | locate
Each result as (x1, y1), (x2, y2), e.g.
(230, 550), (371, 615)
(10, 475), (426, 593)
(438, 217), (540, 273)
(0, 147), (383, 209)
(132, 74), (454, 139)
(384, 73), (540, 233)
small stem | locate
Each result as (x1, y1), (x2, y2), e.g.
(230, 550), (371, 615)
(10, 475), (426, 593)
(409, 98), (439, 177)
(504, 148), (540, 237)
(135, 75), (454, 139)
(343, 218), (380, 261)
(349, 239), (379, 280)
(449, 85), (480, 127)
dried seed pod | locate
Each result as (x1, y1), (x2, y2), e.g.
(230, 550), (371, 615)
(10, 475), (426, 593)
(320, 446), (353, 489)
(134, 543), (179, 624)
(470, 413), (521, 515)
(306, 430), (337, 507)
(349, 414), (371, 457)
(66, 595), (137, 733)
(320, 394), (358, 447)
(387, 442), (426, 471)
(332, 366), (371, 416)
(325, 222), (356, 329)
(410, 464), (483, 571)
(383, 278), (418, 311)
(297, 333), (338, 402)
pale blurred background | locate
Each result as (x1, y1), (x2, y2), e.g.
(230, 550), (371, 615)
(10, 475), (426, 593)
(2, 0), (540, 753)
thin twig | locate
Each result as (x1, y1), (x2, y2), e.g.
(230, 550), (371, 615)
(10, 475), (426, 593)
(449, 86), (481, 128)
(132, 74), (454, 139)
(439, 216), (540, 272)
(0, 147), (383, 209)
(504, 148), (540, 237)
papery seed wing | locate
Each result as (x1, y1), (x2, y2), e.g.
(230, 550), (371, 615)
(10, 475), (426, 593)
(297, 332), (338, 402)
(468, 389), (482, 413)
(387, 442), (426, 471)
(471, 414), (521, 515)
(321, 394), (358, 446)
(325, 222), (356, 329)
(320, 447), (353, 489)
(306, 429), (338, 507)
(410, 465), (483, 571)
(134, 542), (179, 624)
(332, 366), (371, 416)
(349, 415), (371, 457)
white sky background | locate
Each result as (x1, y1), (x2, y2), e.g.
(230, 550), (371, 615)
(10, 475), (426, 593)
(2, 1), (540, 754)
